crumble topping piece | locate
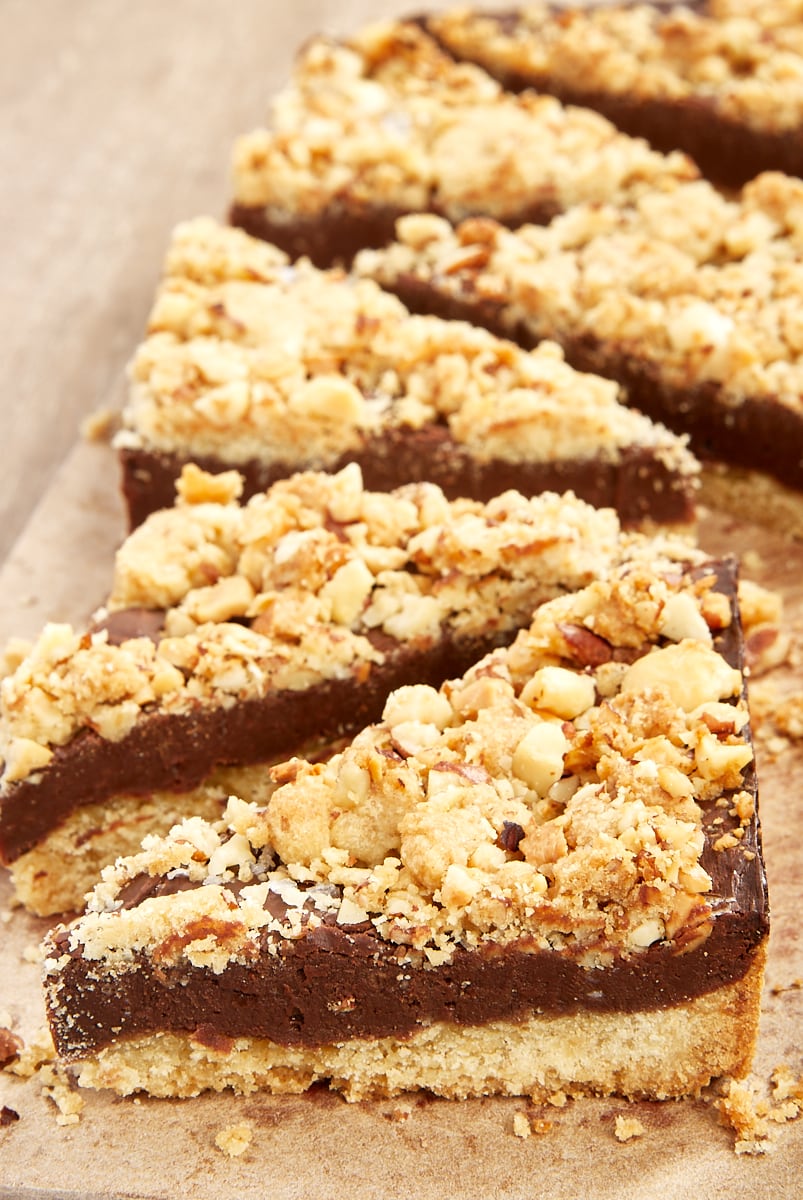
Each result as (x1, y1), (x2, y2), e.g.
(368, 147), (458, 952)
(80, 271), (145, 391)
(430, 4), (803, 137)
(357, 171), (803, 419)
(1, 466), (645, 787)
(52, 565), (750, 971)
(116, 217), (697, 479)
(231, 22), (697, 228)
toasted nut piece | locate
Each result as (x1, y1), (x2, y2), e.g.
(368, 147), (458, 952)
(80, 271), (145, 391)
(521, 666), (596, 719)
(321, 558), (374, 625)
(441, 863), (482, 908)
(182, 575), (254, 624)
(176, 463), (243, 506)
(694, 730), (753, 782)
(658, 592), (712, 645)
(2, 737), (54, 784)
(383, 684), (453, 730)
(629, 918), (665, 948)
(290, 376), (365, 424)
(621, 642), (742, 711)
(512, 722), (569, 795)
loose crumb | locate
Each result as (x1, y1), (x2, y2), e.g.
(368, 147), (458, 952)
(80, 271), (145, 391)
(40, 1063), (84, 1126)
(0, 1106), (20, 1128)
(513, 1111), (531, 1139)
(388, 1102), (413, 1122)
(215, 1122), (253, 1157)
(81, 406), (121, 444)
(614, 1114), (646, 1142)
(0, 1027), (23, 1069)
(715, 1067), (803, 1155)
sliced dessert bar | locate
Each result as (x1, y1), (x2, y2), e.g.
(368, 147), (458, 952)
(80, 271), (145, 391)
(428, 2), (803, 189)
(116, 217), (698, 529)
(42, 557), (768, 1103)
(355, 172), (803, 517)
(1, 464), (684, 916)
(229, 20), (698, 266)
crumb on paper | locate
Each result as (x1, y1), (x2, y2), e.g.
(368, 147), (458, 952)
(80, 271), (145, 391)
(40, 1063), (84, 1126)
(22, 942), (44, 965)
(513, 1109), (551, 1138)
(0, 1105), (20, 1128)
(513, 1111), (531, 1139)
(81, 406), (121, 444)
(715, 1067), (803, 1155)
(770, 977), (803, 996)
(0, 1026), (23, 1069)
(547, 1090), (568, 1108)
(614, 1114), (646, 1142)
(388, 1102), (413, 1122)
(4, 1026), (55, 1079)
(215, 1122), (253, 1157)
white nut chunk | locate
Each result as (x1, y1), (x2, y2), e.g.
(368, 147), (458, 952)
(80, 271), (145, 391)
(658, 592), (712, 645)
(521, 666), (596, 719)
(320, 558), (374, 625)
(512, 722), (569, 795)
(382, 684), (454, 730)
(621, 641), (742, 712)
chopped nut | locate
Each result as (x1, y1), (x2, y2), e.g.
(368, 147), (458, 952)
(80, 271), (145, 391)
(521, 666), (596, 719)
(512, 722), (568, 795)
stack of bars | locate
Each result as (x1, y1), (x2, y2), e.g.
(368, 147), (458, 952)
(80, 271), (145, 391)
(10, 0), (803, 1108)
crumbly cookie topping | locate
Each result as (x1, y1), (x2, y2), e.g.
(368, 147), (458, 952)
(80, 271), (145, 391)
(356, 170), (803, 412)
(231, 22), (697, 223)
(118, 218), (697, 472)
(1, 467), (651, 785)
(53, 565), (751, 971)
(430, 4), (803, 135)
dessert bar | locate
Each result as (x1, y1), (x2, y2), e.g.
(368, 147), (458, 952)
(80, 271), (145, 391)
(428, 2), (803, 189)
(43, 558), (768, 1104)
(1, 464), (678, 916)
(355, 172), (803, 517)
(229, 20), (698, 266)
(117, 217), (698, 529)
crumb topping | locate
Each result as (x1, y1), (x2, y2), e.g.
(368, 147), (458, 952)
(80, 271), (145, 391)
(52, 566), (751, 972)
(1, 466), (655, 785)
(430, 4), (803, 136)
(117, 218), (697, 473)
(357, 171), (803, 413)
(231, 22), (697, 223)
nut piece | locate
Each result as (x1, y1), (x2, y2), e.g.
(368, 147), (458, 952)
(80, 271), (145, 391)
(521, 666), (596, 719)
(383, 685), (454, 730)
(621, 642), (741, 711)
(658, 592), (712, 645)
(321, 558), (375, 625)
(512, 722), (569, 795)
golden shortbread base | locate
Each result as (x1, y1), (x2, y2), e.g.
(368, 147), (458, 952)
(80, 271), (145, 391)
(73, 946), (766, 1104)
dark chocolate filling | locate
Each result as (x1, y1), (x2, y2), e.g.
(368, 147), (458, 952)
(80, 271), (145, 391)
(380, 274), (803, 492)
(119, 423), (695, 530)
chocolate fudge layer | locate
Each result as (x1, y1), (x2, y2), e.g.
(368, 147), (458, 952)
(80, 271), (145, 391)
(117, 217), (698, 530)
(229, 21), (698, 267)
(355, 176), (803, 499)
(3, 464), (691, 915)
(428, 3), (803, 189)
(43, 560), (768, 1102)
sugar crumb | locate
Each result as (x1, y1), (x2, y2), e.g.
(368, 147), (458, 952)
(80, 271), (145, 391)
(614, 1114), (646, 1142)
(81, 406), (121, 444)
(513, 1111), (532, 1139)
(215, 1122), (253, 1157)
(715, 1067), (803, 1155)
